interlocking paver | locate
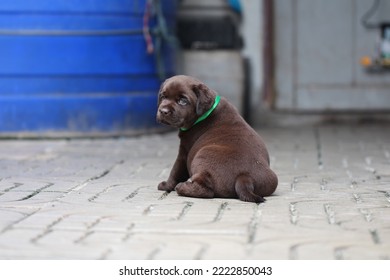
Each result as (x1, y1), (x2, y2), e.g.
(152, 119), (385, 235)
(0, 124), (389, 259)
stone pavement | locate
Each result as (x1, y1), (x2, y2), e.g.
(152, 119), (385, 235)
(0, 124), (389, 260)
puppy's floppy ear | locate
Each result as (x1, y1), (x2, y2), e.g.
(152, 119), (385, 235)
(192, 83), (216, 116)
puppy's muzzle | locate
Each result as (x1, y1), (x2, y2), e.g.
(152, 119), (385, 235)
(158, 107), (171, 116)
(157, 106), (176, 126)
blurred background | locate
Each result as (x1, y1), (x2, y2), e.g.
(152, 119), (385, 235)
(0, 0), (389, 137)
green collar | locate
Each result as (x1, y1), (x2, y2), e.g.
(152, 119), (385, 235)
(180, 95), (221, 132)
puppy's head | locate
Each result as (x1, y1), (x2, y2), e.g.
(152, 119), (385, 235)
(156, 75), (216, 130)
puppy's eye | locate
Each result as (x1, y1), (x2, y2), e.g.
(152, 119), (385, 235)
(160, 94), (166, 100)
(178, 97), (189, 106)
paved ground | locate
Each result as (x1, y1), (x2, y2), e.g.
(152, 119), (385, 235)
(0, 124), (389, 260)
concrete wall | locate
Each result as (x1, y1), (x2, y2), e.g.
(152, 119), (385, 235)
(275, 0), (390, 112)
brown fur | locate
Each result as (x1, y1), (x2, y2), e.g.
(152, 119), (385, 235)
(156, 75), (278, 203)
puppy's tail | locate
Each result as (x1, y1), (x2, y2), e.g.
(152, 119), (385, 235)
(235, 174), (265, 203)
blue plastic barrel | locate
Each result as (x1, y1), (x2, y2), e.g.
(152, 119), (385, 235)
(0, 0), (176, 135)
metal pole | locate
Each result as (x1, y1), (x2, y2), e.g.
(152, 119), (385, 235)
(262, 0), (275, 108)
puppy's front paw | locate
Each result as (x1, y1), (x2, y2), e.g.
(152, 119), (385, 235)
(158, 181), (175, 191)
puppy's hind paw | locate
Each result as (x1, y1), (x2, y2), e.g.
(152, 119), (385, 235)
(176, 181), (214, 199)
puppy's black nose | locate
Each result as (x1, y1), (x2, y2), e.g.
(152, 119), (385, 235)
(159, 107), (171, 116)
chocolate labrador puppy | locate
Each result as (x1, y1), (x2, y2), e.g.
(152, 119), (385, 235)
(156, 75), (277, 203)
